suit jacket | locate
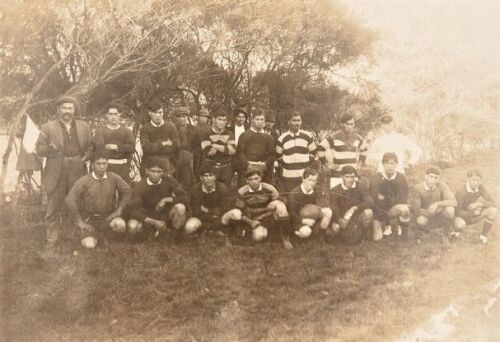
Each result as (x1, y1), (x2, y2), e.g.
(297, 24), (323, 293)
(36, 119), (93, 194)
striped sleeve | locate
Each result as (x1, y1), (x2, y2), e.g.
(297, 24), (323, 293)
(276, 133), (284, 155)
(317, 135), (332, 163)
(235, 186), (248, 210)
(200, 130), (212, 152)
(358, 134), (368, 163)
(262, 183), (280, 201)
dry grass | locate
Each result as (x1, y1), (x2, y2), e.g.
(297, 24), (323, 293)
(1, 150), (499, 341)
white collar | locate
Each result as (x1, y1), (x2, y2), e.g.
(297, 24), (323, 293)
(465, 182), (479, 193)
(91, 171), (108, 180)
(341, 181), (356, 190)
(381, 171), (397, 181)
(300, 183), (314, 195)
(424, 182), (435, 191)
(150, 120), (164, 128)
(211, 127), (225, 134)
(106, 124), (121, 130)
(250, 127), (264, 134)
(202, 184), (216, 194)
(248, 184), (263, 192)
(147, 177), (162, 186)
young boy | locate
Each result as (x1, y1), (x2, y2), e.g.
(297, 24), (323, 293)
(329, 166), (373, 244)
(454, 169), (498, 244)
(65, 150), (132, 249)
(412, 166), (457, 244)
(94, 104), (135, 182)
(199, 110), (236, 188)
(127, 157), (189, 239)
(184, 164), (233, 235)
(369, 152), (411, 240)
(287, 167), (332, 240)
(223, 169), (292, 249)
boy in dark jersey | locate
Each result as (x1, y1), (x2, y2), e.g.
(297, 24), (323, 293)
(369, 152), (411, 240)
(127, 157), (189, 239)
(94, 104), (135, 182)
(184, 164), (234, 236)
(330, 166), (373, 244)
(454, 168), (498, 244)
(287, 167), (332, 240)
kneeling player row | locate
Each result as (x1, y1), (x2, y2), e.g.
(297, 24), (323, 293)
(65, 151), (497, 250)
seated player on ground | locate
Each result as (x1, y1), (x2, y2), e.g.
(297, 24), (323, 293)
(127, 156), (189, 240)
(184, 164), (233, 237)
(222, 169), (293, 249)
(65, 149), (132, 249)
(287, 167), (332, 240)
(369, 152), (411, 240)
(329, 166), (373, 244)
(412, 166), (457, 245)
(454, 168), (498, 244)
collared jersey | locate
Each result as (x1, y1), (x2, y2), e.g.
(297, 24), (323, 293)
(276, 129), (317, 179)
(317, 130), (367, 177)
(235, 182), (280, 219)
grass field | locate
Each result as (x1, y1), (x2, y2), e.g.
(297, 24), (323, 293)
(1, 150), (499, 341)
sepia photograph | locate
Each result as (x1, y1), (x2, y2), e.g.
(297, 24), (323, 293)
(0, 0), (499, 341)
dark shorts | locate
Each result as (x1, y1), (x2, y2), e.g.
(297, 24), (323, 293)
(80, 214), (111, 240)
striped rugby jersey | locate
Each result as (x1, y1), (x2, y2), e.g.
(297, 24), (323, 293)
(317, 130), (367, 177)
(276, 130), (317, 180)
(200, 128), (236, 165)
(235, 182), (280, 219)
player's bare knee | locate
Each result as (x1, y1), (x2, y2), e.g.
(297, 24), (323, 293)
(454, 217), (466, 231)
(252, 226), (268, 242)
(484, 207), (498, 221)
(221, 209), (242, 225)
(274, 201), (288, 218)
(442, 207), (455, 219)
(185, 217), (202, 234)
(416, 215), (428, 227)
(81, 237), (97, 249)
(127, 219), (143, 235)
(321, 207), (332, 220)
(295, 225), (312, 239)
(110, 217), (127, 234)
(172, 203), (186, 215)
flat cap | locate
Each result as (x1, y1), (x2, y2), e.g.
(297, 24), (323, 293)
(199, 108), (210, 117)
(55, 95), (78, 107)
(173, 107), (190, 116)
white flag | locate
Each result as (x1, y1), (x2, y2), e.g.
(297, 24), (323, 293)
(22, 115), (40, 154)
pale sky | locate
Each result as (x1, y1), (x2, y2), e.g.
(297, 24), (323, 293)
(340, 0), (500, 117)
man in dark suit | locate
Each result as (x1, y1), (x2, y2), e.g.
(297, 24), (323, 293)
(36, 96), (93, 246)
